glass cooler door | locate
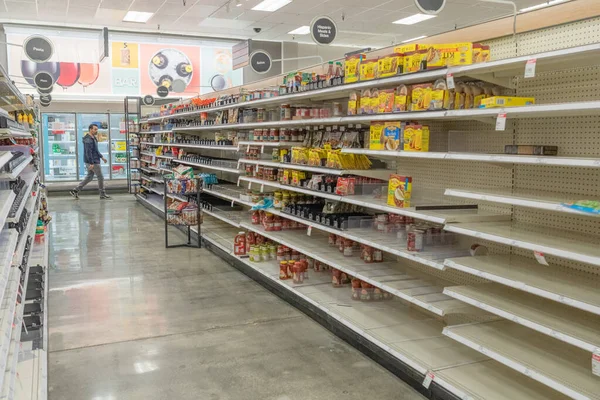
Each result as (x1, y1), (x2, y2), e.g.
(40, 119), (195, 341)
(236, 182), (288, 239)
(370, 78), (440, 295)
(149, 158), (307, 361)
(77, 113), (110, 180)
(109, 113), (128, 180)
(42, 113), (78, 181)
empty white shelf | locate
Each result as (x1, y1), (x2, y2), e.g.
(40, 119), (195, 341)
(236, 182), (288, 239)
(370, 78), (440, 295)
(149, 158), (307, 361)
(444, 284), (600, 352)
(445, 188), (600, 217)
(444, 255), (600, 315)
(444, 221), (600, 266)
(443, 320), (600, 400)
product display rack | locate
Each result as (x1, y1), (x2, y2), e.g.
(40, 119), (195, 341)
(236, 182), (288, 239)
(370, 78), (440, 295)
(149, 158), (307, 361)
(133, 19), (600, 400)
(0, 76), (49, 400)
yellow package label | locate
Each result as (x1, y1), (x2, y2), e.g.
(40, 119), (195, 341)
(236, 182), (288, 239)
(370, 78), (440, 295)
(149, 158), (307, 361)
(473, 94), (486, 109)
(377, 55), (400, 78)
(430, 89), (446, 110)
(345, 57), (361, 83)
(394, 94), (408, 112)
(360, 96), (372, 114)
(404, 125), (430, 152)
(359, 60), (377, 81)
(369, 123), (385, 150)
(480, 96), (536, 108)
(347, 100), (357, 115)
(114, 141), (126, 151)
(387, 175), (412, 208)
(411, 85), (432, 111)
(394, 44), (418, 54)
(423, 43), (473, 68)
(403, 53), (426, 73)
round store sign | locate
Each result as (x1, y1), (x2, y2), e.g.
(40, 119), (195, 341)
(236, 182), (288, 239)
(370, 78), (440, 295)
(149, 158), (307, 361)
(33, 71), (54, 90)
(250, 51), (272, 74)
(414, 0), (446, 14)
(24, 35), (54, 63)
(40, 94), (52, 104)
(310, 16), (337, 45)
(143, 95), (155, 106)
(37, 85), (53, 95)
(156, 85), (169, 97)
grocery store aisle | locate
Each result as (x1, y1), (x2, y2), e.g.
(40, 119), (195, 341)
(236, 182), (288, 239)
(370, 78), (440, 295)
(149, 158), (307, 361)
(47, 195), (425, 400)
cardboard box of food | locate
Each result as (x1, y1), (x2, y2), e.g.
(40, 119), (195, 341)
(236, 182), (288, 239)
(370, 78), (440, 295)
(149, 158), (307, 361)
(480, 96), (535, 108)
(387, 174), (412, 208)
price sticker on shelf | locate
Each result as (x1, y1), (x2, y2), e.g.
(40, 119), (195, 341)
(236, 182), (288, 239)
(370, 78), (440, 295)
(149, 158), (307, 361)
(446, 73), (455, 89)
(152, 155), (156, 164)
(495, 113), (507, 131)
(534, 251), (549, 266)
(307, 226), (312, 236)
(248, 181), (252, 190)
(247, 144), (250, 152)
(237, 161), (241, 170)
(261, 145), (265, 153)
(260, 184), (264, 192)
(592, 350), (600, 377)
(422, 371), (435, 389)
(237, 177), (241, 186)
(524, 58), (537, 78)
(231, 200), (235, 207)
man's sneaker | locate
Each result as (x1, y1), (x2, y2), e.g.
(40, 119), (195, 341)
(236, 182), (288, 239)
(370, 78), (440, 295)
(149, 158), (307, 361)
(100, 194), (112, 200)
(70, 190), (79, 199)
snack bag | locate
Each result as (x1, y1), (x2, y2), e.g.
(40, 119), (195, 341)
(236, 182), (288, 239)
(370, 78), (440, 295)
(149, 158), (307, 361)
(387, 174), (412, 208)
(369, 123), (385, 150)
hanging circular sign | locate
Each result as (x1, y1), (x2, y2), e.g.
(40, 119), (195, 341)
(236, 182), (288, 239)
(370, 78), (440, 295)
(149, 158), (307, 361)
(143, 95), (155, 106)
(40, 94), (52, 103)
(414, 0), (446, 14)
(310, 16), (337, 45)
(40, 102), (50, 107)
(249, 50), (272, 74)
(33, 71), (54, 90)
(24, 35), (54, 63)
(37, 85), (53, 95)
(156, 85), (169, 97)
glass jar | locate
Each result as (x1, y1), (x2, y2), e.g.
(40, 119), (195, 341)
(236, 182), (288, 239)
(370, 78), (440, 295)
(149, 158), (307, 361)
(280, 104), (291, 120)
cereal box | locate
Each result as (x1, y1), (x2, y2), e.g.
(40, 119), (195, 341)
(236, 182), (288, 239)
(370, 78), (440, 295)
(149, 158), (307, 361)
(404, 124), (430, 152)
(480, 96), (535, 108)
(387, 174), (412, 208)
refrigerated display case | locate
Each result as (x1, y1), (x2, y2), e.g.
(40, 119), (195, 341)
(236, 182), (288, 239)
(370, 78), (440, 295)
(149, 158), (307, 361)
(110, 113), (129, 180)
(42, 113), (78, 181)
(77, 113), (110, 180)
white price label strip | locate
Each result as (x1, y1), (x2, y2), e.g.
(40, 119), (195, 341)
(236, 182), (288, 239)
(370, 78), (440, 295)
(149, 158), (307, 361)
(495, 113), (507, 131)
(260, 184), (264, 192)
(307, 226), (312, 236)
(524, 58), (537, 78)
(248, 182), (252, 189)
(237, 177), (241, 186)
(231, 200), (235, 207)
(422, 371), (435, 389)
(261, 145), (264, 153)
(446, 73), (455, 89)
(246, 144), (250, 152)
(592, 350), (600, 377)
(534, 251), (549, 266)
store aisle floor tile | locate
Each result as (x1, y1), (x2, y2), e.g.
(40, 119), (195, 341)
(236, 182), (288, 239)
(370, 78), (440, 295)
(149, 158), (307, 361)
(48, 195), (426, 400)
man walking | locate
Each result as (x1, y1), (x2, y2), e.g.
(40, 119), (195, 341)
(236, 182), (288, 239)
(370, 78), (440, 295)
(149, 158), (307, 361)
(70, 124), (111, 199)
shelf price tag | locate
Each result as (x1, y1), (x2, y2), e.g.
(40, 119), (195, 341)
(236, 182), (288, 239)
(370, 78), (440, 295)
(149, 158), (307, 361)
(495, 113), (507, 131)
(231, 200), (235, 207)
(237, 177), (241, 186)
(248, 181), (252, 190)
(261, 145), (265, 154)
(592, 350), (600, 377)
(260, 184), (264, 192)
(524, 58), (537, 78)
(534, 251), (549, 266)
(307, 226), (312, 236)
(446, 73), (455, 89)
(422, 371), (435, 389)
(246, 144), (250, 152)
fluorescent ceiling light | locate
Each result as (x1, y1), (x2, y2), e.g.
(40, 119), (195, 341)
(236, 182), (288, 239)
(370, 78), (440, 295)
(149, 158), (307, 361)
(519, 0), (569, 12)
(288, 26), (310, 35)
(123, 11), (154, 23)
(401, 35), (427, 43)
(252, 0), (292, 12)
(392, 13), (436, 25)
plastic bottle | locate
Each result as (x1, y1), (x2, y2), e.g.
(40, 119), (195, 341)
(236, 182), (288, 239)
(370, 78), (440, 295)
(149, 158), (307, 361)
(234, 231), (247, 256)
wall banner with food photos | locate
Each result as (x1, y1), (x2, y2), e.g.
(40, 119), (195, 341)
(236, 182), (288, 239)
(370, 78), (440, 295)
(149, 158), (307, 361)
(5, 26), (243, 98)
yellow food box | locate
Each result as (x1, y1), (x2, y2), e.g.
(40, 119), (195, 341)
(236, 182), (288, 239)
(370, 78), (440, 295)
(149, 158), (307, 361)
(377, 53), (402, 78)
(344, 54), (363, 84)
(404, 125), (430, 152)
(422, 43), (474, 68)
(410, 84), (432, 111)
(403, 51), (427, 74)
(369, 123), (385, 150)
(480, 96), (535, 108)
(387, 174), (412, 208)
(473, 43), (491, 63)
(393, 44), (418, 54)
(114, 141), (126, 151)
(359, 59), (378, 81)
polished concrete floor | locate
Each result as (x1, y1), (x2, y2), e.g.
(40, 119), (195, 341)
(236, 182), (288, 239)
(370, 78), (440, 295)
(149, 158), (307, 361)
(48, 194), (425, 400)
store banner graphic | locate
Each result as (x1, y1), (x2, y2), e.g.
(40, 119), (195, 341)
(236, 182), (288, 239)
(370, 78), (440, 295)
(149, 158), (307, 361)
(6, 30), (243, 97)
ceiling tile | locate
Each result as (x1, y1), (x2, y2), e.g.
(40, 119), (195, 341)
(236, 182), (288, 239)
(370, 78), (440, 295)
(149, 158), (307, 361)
(185, 4), (221, 18)
(210, 6), (245, 19)
(98, 0), (134, 10)
(5, 1), (38, 14)
(94, 7), (128, 20)
(257, 11), (311, 24)
(129, 0), (164, 13)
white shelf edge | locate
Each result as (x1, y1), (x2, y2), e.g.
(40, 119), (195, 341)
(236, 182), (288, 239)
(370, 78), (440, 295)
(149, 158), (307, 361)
(444, 224), (600, 267)
(442, 326), (591, 400)
(141, 185), (164, 196)
(202, 187), (255, 208)
(172, 159), (240, 174)
(0, 192), (16, 237)
(0, 153), (12, 172)
(202, 209), (241, 228)
(443, 287), (598, 353)
(443, 258), (600, 316)
(444, 188), (599, 217)
(6, 172), (36, 224)
(0, 156), (32, 180)
(142, 141), (239, 151)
